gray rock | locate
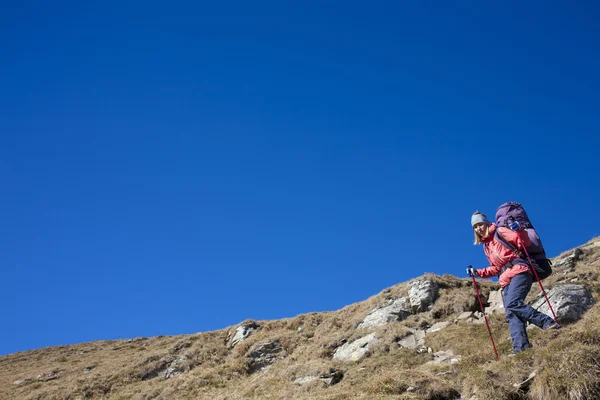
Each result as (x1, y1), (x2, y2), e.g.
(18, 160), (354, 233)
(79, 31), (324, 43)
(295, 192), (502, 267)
(468, 311), (486, 324)
(409, 280), (439, 313)
(397, 329), (426, 349)
(487, 290), (505, 314)
(357, 297), (411, 329)
(12, 378), (33, 386)
(553, 248), (582, 273)
(426, 350), (461, 365)
(293, 369), (343, 386)
(426, 321), (451, 334)
(165, 356), (189, 379)
(293, 376), (318, 385)
(247, 340), (283, 372)
(457, 311), (475, 321)
(531, 284), (595, 323)
(36, 370), (61, 382)
(333, 333), (377, 362)
(227, 321), (261, 347)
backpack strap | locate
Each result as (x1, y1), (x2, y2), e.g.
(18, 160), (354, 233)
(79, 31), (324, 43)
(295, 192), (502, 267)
(494, 230), (531, 275)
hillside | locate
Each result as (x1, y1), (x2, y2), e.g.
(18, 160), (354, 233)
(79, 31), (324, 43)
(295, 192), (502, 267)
(2, 237), (599, 400)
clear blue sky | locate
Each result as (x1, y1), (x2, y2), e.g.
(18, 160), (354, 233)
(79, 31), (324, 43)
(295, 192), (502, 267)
(1, 1), (599, 356)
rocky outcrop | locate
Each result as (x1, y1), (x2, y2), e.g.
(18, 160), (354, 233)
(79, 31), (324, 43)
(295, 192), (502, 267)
(140, 356), (191, 380)
(247, 340), (283, 372)
(357, 297), (411, 329)
(165, 356), (189, 379)
(332, 333), (378, 362)
(409, 280), (439, 313)
(227, 321), (261, 347)
(553, 248), (583, 273)
(531, 284), (595, 323)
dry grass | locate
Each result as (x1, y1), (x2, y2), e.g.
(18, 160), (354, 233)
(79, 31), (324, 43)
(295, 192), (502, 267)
(1, 236), (599, 400)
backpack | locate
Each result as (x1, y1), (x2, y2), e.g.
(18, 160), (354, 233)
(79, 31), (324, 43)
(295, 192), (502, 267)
(495, 202), (552, 281)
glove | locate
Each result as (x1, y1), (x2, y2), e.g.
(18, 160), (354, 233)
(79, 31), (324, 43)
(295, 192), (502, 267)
(467, 266), (477, 277)
(508, 220), (521, 231)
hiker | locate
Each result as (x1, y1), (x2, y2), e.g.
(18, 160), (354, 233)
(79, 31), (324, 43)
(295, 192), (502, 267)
(467, 211), (560, 354)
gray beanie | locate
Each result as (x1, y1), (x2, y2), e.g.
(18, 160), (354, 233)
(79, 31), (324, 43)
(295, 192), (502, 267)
(471, 212), (490, 228)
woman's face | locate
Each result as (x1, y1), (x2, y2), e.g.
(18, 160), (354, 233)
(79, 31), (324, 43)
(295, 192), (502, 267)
(473, 222), (489, 238)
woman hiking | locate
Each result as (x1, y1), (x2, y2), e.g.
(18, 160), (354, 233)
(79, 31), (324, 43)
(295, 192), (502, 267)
(467, 211), (560, 354)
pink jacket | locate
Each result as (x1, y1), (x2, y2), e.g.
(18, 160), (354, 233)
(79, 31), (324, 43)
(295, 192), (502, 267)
(476, 224), (532, 287)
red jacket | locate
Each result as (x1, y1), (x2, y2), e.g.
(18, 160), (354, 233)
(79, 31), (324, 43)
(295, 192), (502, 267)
(476, 224), (532, 287)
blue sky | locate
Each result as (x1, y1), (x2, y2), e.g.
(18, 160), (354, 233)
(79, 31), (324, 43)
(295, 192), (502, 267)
(1, 1), (599, 356)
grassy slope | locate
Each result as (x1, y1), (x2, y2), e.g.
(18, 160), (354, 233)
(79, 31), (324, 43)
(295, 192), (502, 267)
(1, 237), (599, 400)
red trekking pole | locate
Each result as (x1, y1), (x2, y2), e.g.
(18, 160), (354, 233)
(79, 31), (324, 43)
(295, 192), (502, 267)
(519, 240), (559, 325)
(469, 267), (499, 360)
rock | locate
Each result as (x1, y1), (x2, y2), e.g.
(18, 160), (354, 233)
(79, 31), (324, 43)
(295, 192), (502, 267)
(426, 350), (461, 365)
(457, 311), (475, 321)
(531, 284), (595, 323)
(83, 366), (95, 373)
(139, 356), (191, 380)
(319, 369), (344, 386)
(293, 369), (344, 386)
(426, 321), (451, 334)
(247, 340), (283, 372)
(227, 321), (261, 347)
(12, 378), (33, 386)
(36, 369), (62, 382)
(357, 297), (411, 329)
(408, 279), (439, 313)
(333, 333), (378, 362)
(553, 248), (582, 273)
(471, 311), (486, 324)
(165, 356), (189, 379)
(487, 290), (505, 314)
(397, 329), (426, 349)
(293, 376), (318, 385)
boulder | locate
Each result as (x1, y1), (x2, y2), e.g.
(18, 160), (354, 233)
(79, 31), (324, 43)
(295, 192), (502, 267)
(332, 333), (378, 362)
(409, 280), (439, 313)
(357, 297), (411, 329)
(487, 290), (505, 314)
(531, 284), (595, 323)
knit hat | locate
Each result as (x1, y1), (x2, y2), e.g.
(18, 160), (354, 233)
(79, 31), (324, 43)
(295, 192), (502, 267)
(471, 212), (489, 228)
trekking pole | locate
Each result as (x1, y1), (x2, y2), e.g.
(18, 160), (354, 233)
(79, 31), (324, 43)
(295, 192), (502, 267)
(470, 269), (499, 360)
(519, 240), (559, 324)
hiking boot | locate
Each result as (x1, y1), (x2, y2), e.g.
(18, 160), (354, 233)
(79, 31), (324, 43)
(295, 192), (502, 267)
(544, 322), (562, 330)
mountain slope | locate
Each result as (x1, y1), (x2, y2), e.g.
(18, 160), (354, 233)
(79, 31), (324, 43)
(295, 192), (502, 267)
(2, 237), (599, 400)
